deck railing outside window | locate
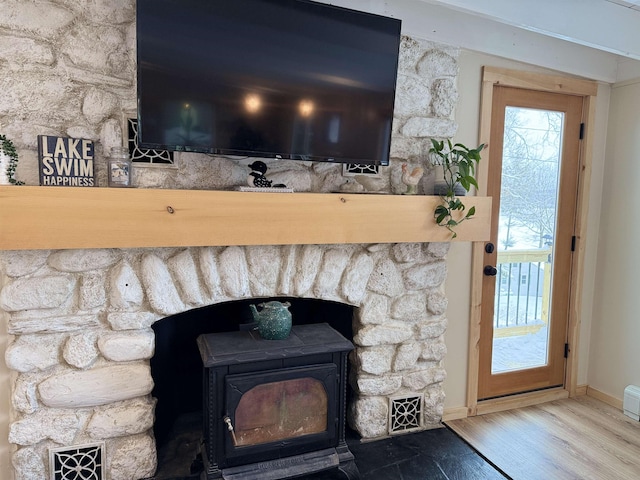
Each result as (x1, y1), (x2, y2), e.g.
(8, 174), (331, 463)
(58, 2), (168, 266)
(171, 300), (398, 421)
(494, 249), (552, 338)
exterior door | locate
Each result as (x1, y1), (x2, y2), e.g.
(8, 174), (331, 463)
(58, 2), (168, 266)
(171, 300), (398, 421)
(477, 85), (583, 400)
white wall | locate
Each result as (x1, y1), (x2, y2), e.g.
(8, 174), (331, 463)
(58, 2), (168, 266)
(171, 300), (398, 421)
(589, 78), (640, 399)
(443, 49), (610, 409)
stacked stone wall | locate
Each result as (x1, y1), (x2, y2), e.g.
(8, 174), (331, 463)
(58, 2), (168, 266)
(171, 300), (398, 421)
(1, 243), (449, 479)
(1, 1), (461, 478)
(1, 0), (459, 194)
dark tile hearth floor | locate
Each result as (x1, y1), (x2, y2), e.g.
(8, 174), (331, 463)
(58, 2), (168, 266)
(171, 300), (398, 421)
(306, 426), (509, 480)
(156, 425), (509, 480)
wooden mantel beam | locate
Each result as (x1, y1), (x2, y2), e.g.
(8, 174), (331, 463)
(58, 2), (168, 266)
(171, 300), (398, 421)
(0, 186), (491, 250)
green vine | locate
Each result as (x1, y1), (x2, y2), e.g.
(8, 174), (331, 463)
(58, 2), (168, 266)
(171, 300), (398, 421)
(0, 134), (24, 185)
(429, 138), (484, 238)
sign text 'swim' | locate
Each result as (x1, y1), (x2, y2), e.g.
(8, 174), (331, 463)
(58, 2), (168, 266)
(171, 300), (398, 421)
(38, 135), (95, 187)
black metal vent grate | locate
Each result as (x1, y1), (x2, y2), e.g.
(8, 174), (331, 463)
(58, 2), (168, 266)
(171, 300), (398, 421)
(49, 443), (105, 480)
(128, 118), (174, 165)
(389, 395), (423, 434)
(342, 164), (380, 176)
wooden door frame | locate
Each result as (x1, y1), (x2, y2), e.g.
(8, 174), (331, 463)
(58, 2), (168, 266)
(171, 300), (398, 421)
(467, 67), (597, 416)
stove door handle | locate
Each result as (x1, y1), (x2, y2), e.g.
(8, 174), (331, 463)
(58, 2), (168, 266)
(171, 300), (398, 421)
(223, 416), (239, 447)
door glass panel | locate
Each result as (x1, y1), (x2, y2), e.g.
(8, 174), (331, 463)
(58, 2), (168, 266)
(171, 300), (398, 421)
(492, 107), (563, 373)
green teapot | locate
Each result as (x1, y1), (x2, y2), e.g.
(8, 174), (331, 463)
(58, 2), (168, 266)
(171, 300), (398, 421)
(249, 301), (292, 340)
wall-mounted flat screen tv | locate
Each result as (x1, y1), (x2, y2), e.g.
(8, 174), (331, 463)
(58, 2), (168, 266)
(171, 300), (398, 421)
(136, 0), (402, 165)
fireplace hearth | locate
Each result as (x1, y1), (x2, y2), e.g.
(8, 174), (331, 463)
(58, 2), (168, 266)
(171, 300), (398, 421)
(197, 323), (358, 480)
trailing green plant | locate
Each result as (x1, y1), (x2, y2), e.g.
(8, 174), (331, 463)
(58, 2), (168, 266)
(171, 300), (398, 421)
(429, 138), (484, 238)
(0, 134), (24, 185)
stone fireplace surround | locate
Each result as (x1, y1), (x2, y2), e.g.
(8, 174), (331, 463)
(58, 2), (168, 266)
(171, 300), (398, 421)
(2, 241), (449, 479)
(0, 3), (467, 476)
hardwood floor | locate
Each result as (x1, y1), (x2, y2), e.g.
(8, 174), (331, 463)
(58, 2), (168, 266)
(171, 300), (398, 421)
(446, 395), (640, 480)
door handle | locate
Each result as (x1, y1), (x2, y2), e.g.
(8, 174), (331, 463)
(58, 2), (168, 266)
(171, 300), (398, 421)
(483, 265), (497, 276)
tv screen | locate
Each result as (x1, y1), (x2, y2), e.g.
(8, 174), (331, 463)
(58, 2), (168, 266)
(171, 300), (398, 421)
(136, 0), (401, 165)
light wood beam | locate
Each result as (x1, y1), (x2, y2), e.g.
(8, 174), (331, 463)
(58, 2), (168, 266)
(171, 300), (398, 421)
(0, 186), (492, 250)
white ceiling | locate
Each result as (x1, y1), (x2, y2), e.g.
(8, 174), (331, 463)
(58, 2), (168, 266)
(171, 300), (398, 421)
(606, 0), (640, 10)
(316, 0), (640, 82)
(421, 0), (640, 61)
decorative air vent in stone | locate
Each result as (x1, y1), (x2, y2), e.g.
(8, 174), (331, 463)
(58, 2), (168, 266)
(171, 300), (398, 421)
(389, 394), (423, 434)
(342, 163), (381, 176)
(49, 443), (105, 480)
(127, 117), (175, 165)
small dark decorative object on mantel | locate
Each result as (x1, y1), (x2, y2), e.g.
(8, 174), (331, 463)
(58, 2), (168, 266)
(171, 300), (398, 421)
(247, 160), (287, 189)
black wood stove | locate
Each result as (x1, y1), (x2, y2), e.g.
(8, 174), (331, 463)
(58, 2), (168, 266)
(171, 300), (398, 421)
(197, 323), (359, 480)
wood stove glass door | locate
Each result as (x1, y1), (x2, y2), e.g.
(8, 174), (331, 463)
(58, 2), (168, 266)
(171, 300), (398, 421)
(223, 364), (338, 465)
(235, 376), (328, 446)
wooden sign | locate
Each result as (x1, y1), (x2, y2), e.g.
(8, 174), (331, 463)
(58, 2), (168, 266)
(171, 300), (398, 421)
(38, 135), (95, 187)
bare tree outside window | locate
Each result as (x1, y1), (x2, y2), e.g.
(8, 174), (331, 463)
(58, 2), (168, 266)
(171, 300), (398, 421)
(492, 106), (564, 373)
(499, 108), (562, 249)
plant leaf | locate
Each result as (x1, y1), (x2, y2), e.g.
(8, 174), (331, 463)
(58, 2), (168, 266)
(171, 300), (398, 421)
(435, 205), (448, 215)
(466, 206), (476, 218)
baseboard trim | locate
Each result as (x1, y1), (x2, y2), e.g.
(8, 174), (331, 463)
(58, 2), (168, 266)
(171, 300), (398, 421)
(586, 386), (623, 409)
(443, 384), (621, 420)
(574, 384), (588, 396)
(442, 406), (469, 422)
(475, 388), (569, 416)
